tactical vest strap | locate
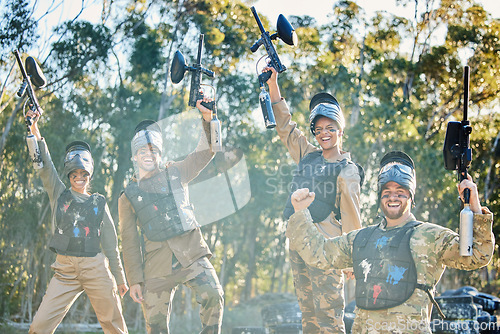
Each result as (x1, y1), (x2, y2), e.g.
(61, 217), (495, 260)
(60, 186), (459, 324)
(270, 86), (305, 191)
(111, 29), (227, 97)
(417, 283), (446, 319)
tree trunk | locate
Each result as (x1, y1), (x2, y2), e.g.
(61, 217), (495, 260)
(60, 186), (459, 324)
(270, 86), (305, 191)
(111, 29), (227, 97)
(351, 34), (365, 127)
(0, 101), (22, 171)
(243, 222), (258, 301)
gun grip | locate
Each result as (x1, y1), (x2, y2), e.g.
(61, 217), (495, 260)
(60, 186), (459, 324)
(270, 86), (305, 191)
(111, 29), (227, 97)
(258, 71), (272, 86)
(201, 100), (215, 111)
(196, 91), (214, 110)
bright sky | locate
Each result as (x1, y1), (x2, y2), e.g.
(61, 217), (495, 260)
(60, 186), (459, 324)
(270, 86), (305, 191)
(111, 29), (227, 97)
(254, 0), (500, 25)
(35, 0), (500, 31)
(31, 0), (500, 66)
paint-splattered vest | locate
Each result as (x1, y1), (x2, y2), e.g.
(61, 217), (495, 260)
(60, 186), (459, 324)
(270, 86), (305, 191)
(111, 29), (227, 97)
(124, 167), (198, 242)
(283, 151), (348, 223)
(352, 221), (422, 310)
(49, 189), (105, 257)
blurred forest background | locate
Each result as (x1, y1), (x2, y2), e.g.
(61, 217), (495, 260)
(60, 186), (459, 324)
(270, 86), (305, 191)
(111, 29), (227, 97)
(0, 0), (498, 332)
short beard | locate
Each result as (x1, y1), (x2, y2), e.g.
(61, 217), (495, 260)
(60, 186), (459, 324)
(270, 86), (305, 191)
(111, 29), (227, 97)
(382, 207), (404, 220)
(381, 202), (408, 220)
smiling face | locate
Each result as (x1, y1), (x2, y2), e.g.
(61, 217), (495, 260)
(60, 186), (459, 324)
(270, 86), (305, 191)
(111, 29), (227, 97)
(134, 144), (161, 177)
(69, 169), (90, 194)
(380, 181), (412, 226)
(313, 116), (342, 151)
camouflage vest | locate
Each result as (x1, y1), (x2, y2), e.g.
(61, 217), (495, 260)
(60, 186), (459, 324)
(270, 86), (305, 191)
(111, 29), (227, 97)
(352, 221), (422, 310)
(124, 167), (197, 242)
(283, 151), (362, 223)
(49, 189), (105, 257)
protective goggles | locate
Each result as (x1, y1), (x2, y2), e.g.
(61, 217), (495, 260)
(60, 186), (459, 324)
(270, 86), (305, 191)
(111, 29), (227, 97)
(65, 150), (93, 163)
(132, 130), (163, 154)
(310, 103), (342, 120)
(379, 162), (415, 178)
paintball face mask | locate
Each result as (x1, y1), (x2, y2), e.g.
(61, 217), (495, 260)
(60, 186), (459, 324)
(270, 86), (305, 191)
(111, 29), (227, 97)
(64, 141), (94, 178)
(377, 151), (416, 204)
(131, 120), (163, 157)
(309, 93), (345, 135)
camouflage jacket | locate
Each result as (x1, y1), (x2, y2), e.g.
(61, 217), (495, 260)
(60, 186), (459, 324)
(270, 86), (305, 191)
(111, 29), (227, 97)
(286, 210), (494, 333)
(273, 99), (362, 238)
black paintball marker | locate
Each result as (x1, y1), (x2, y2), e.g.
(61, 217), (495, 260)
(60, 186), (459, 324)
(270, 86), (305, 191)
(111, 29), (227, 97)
(443, 65), (473, 256)
(170, 34), (222, 152)
(13, 50), (47, 169)
(249, 6), (298, 129)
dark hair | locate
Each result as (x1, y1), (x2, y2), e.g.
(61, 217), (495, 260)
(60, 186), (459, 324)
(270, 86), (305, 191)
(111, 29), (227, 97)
(134, 120), (161, 135)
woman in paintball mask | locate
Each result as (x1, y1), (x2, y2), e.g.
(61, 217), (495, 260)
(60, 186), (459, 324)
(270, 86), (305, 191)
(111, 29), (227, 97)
(25, 109), (128, 334)
(263, 66), (363, 334)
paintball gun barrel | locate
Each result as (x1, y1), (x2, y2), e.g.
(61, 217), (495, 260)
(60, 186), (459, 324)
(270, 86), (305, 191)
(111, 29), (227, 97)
(443, 66), (473, 256)
(171, 34), (215, 110)
(13, 50), (46, 169)
(170, 34), (222, 152)
(249, 7), (297, 129)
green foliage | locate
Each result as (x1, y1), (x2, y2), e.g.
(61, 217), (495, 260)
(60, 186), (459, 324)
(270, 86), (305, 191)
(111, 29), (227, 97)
(0, 0), (498, 332)
(51, 21), (113, 81)
(0, 0), (38, 59)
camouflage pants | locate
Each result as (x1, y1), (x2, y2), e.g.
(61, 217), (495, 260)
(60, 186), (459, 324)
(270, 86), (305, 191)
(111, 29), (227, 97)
(142, 257), (224, 334)
(290, 249), (345, 334)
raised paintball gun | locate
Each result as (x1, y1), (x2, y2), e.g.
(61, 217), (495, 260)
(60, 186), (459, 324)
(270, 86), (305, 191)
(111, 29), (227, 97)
(13, 50), (47, 169)
(249, 6), (298, 129)
(443, 66), (473, 256)
(170, 34), (222, 152)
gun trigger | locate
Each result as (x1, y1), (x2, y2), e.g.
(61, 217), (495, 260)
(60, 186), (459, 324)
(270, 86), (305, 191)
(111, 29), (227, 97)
(258, 71), (272, 86)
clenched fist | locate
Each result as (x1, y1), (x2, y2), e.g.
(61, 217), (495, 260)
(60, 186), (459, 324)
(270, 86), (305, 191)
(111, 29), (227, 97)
(291, 188), (315, 212)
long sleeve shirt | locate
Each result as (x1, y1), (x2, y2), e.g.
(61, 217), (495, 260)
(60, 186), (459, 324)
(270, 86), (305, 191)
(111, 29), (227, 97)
(37, 139), (126, 285)
(119, 120), (214, 286)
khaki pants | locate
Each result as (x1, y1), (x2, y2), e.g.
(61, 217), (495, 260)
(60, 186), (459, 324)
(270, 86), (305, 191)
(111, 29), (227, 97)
(29, 253), (127, 334)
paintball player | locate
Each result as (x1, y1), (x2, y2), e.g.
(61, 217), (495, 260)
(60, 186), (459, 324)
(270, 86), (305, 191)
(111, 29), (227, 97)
(25, 109), (128, 334)
(264, 66), (363, 333)
(286, 151), (495, 334)
(118, 98), (224, 334)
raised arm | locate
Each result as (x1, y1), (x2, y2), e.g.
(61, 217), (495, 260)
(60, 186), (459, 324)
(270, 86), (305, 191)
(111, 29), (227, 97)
(263, 67), (318, 164)
(25, 108), (65, 208)
(285, 188), (355, 270)
(439, 177), (494, 270)
(172, 98), (215, 183)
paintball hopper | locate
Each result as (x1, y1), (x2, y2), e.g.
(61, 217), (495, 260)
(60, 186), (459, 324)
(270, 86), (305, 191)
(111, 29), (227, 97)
(170, 50), (188, 84)
(443, 121), (472, 171)
(170, 34), (215, 110)
(276, 14), (299, 47)
(170, 50), (215, 85)
(250, 14), (298, 53)
(25, 56), (46, 88)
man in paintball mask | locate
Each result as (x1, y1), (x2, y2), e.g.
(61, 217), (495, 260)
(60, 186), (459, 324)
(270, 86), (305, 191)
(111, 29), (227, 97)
(286, 151), (494, 333)
(262, 66), (363, 333)
(25, 109), (128, 334)
(118, 98), (224, 334)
